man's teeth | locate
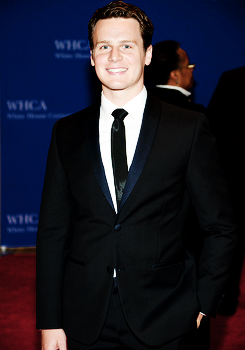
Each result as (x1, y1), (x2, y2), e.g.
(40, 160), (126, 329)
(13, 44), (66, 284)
(107, 68), (127, 73)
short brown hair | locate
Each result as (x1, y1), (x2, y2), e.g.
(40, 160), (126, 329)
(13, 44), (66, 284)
(88, 1), (154, 52)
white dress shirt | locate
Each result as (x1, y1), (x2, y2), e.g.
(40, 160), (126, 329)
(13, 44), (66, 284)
(99, 86), (147, 212)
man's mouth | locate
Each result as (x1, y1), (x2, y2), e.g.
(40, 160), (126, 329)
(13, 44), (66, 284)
(107, 68), (127, 73)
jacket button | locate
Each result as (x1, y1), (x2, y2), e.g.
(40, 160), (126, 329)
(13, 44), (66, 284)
(114, 224), (121, 231)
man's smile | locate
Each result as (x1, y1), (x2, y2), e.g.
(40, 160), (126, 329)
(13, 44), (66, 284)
(106, 68), (128, 73)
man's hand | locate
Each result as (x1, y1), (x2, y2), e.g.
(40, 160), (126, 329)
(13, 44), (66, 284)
(196, 313), (204, 329)
(41, 329), (67, 350)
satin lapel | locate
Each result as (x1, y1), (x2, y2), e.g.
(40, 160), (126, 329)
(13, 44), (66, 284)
(85, 104), (114, 211)
(119, 93), (161, 211)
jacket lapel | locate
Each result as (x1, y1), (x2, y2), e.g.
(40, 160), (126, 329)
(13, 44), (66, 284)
(119, 93), (160, 211)
(85, 103), (114, 211)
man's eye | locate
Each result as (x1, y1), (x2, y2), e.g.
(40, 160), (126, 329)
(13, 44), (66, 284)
(123, 45), (131, 49)
(101, 45), (109, 50)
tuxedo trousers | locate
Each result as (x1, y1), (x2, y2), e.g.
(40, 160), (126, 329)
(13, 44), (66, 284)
(67, 281), (197, 350)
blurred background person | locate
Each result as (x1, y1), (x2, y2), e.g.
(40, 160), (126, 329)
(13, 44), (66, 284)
(146, 40), (207, 114)
(208, 66), (245, 316)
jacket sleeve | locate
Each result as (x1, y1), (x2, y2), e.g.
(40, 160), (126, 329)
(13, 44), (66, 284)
(185, 113), (237, 317)
(36, 120), (73, 329)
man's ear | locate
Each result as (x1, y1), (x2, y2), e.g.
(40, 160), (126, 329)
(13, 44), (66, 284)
(145, 45), (153, 66)
(170, 70), (180, 85)
(170, 70), (179, 79)
(90, 50), (95, 66)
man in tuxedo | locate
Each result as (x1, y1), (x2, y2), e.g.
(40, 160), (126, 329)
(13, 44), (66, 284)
(146, 40), (206, 114)
(36, 2), (237, 350)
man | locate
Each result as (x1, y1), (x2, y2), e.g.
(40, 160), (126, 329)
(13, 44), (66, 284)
(147, 40), (206, 114)
(208, 67), (245, 315)
(36, 2), (237, 350)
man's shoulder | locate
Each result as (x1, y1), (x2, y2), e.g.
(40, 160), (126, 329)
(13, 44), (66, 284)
(146, 92), (207, 135)
(151, 88), (207, 115)
(150, 92), (203, 119)
(52, 102), (100, 136)
(58, 103), (100, 126)
(152, 87), (186, 105)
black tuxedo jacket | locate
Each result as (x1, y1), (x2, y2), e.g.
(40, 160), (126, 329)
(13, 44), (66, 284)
(36, 93), (236, 346)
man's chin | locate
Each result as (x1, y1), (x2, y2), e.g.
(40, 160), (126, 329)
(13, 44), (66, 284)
(102, 84), (128, 93)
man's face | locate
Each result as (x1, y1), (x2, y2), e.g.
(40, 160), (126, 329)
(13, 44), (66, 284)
(177, 48), (194, 90)
(91, 17), (152, 101)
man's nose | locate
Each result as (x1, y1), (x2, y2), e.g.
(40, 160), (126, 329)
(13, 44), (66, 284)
(109, 47), (122, 62)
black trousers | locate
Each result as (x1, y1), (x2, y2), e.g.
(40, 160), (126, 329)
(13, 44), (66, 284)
(68, 283), (197, 350)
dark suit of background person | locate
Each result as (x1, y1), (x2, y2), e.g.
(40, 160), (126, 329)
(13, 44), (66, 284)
(36, 3), (237, 349)
(146, 40), (210, 350)
(208, 66), (245, 315)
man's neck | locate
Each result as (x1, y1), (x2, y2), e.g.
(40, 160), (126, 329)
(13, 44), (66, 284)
(102, 85), (145, 107)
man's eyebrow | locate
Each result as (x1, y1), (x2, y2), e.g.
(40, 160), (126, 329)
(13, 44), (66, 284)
(120, 40), (137, 44)
(95, 39), (137, 45)
(95, 40), (110, 45)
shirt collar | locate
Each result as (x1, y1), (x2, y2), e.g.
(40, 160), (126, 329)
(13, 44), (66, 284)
(156, 85), (191, 97)
(101, 86), (147, 122)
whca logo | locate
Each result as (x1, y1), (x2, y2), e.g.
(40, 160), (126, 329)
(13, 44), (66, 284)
(54, 39), (90, 51)
(6, 100), (48, 112)
(6, 213), (39, 225)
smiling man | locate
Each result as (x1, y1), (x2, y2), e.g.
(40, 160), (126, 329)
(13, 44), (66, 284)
(90, 17), (152, 105)
(36, 2), (237, 350)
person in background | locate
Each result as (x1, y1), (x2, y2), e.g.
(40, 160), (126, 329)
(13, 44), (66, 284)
(36, 2), (237, 350)
(146, 40), (206, 114)
(208, 66), (244, 316)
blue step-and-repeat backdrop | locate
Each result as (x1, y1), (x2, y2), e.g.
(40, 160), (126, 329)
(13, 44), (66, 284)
(1, 0), (245, 247)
